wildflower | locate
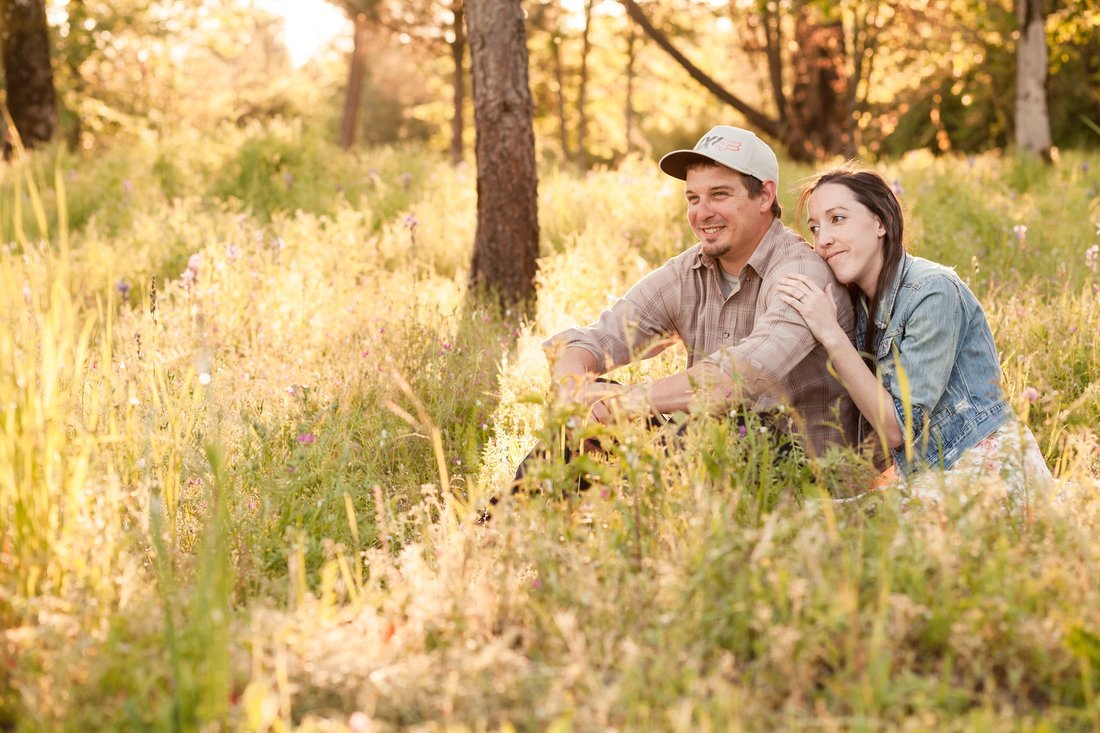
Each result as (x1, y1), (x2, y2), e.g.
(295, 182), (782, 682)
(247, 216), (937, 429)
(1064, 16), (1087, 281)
(115, 278), (131, 301)
(1021, 386), (1041, 404)
(225, 244), (242, 261)
(403, 213), (418, 230)
(738, 425), (748, 437)
(1013, 224), (1028, 249)
(283, 172), (294, 188)
(531, 578), (543, 590)
(400, 171), (413, 188)
(891, 178), (904, 197)
(297, 432), (316, 444)
(122, 179), (133, 196)
(1086, 244), (1099, 273)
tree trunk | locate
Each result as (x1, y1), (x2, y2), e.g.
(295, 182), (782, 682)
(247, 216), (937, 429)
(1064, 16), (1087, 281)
(466, 0), (540, 314)
(788, 13), (847, 160)
(339, 12), (370, 150)
(551, 34), (569, 161)
(625, 24), (637, 155)
(449, 0), (466, 165)
(575, 0), (594, 168)
(1015, 0), (1052, 161)
(1, 0), (58, 153)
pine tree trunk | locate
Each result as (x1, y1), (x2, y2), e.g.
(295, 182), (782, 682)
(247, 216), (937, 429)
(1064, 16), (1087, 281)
(624, 25), (637, 155)
(339, 13), (370, 150)
(466, 0), (540, 314)
(449, 0), (466, 166)
(1015, 0), (1053, 161)
(1, 0), (58, 153)
(575, 0), (594, 168)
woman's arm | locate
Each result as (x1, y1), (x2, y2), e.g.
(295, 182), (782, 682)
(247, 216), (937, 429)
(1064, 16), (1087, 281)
(777, 275), (903, 450)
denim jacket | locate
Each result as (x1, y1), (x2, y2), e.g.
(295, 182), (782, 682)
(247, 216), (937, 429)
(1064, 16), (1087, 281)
(858, 254), (1012, 475)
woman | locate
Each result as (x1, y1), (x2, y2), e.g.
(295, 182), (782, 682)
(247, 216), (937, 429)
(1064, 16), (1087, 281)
(777, 164), (1050, 497)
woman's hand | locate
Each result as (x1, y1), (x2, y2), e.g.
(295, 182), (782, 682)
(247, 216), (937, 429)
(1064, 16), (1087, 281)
(776, 274), (847, 352)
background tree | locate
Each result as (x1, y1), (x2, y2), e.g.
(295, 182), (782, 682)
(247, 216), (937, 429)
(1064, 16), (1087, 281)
(447, 0), (466, 164)
(466, 0), (539, 313)
(1015, 0), (1052, 160)
(331, 1), (376, 149)
(1, 0), (58, 152)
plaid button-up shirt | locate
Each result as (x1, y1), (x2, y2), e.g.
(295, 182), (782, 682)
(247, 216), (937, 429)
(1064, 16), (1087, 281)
(545, 218), (859, 456)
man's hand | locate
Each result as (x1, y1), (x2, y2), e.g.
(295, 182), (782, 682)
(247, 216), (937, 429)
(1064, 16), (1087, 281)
(559, 379), (647, 424)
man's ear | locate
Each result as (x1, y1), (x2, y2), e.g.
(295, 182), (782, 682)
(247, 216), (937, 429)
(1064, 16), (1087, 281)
(760, 180), (777, 212)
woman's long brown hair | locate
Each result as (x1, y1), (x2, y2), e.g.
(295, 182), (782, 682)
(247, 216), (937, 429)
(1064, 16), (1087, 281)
(796, 162), (906, 365)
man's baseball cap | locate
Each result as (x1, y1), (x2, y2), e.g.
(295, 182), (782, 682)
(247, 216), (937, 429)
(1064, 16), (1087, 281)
(659, 125), (779, 185)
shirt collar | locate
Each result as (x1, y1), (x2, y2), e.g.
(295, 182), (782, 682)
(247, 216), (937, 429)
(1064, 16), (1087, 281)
(692, 217), (786, 277)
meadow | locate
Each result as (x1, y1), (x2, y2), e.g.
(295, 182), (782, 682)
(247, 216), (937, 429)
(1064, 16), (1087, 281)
(1, 120), (1099, 732)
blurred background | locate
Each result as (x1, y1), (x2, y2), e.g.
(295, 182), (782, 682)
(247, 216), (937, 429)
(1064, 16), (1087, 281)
(4, 0), (1098, 164)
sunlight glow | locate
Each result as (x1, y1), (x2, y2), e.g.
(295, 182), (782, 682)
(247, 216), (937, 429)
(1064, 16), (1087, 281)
(255, 0), (350, 68)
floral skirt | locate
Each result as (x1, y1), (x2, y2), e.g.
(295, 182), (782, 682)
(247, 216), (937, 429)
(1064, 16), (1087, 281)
(903, 419), (1053, 503)
(840, 420), (1054, 505)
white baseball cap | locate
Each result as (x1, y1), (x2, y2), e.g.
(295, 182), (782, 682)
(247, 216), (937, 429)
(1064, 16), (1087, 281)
(659, 125), (779, 185)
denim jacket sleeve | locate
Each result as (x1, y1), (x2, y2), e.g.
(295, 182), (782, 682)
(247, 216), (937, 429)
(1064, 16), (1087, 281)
(879, 273), (964, 445)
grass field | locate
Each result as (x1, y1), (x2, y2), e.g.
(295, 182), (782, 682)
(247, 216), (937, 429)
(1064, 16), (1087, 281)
(1, 122), (1099, 732)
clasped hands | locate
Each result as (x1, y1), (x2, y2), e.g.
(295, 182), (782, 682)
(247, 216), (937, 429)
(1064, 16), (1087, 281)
(554, 375), (651, 425)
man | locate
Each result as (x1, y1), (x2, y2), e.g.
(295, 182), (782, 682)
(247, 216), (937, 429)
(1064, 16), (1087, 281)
(540, 125), (858, 462)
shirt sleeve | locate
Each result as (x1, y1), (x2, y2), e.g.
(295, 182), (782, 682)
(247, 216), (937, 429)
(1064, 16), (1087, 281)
(702, 255), (853, 400)
(885, 275), (964, 434)
(542, 263), (682, 373)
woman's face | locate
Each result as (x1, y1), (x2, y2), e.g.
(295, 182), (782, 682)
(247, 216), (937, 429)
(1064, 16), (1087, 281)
(806, 182), (887, 298)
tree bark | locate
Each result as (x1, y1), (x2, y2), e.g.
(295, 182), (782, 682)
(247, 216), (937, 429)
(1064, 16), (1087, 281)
(1015, 0), (1052, 161)
(466, 0), (540, 313)
(449, 0), (466, 165)
(339, 12), (370, 150)
(1, 0), (58, 152)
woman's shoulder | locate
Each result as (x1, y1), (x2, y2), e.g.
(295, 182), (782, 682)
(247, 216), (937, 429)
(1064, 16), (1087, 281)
(898, 255), (967, 298)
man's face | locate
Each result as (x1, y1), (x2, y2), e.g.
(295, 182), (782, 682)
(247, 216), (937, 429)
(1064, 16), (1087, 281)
(685, 165), (771, 269)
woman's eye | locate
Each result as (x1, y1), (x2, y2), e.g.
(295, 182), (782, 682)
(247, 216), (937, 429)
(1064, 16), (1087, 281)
(808, 225), (820, 235)
(832, 215), (845, 224)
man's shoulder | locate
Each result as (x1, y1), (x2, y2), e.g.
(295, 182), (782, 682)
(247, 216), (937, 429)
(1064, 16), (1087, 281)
(759, 228), (833, 281)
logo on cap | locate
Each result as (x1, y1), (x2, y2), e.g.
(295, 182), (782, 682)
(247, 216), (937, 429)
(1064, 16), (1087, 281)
(696, 136), (743, 154)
